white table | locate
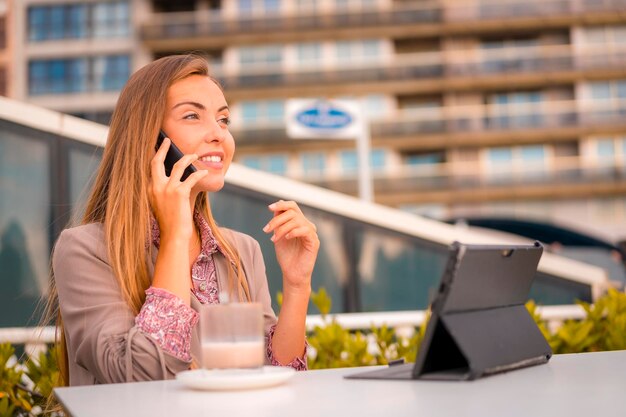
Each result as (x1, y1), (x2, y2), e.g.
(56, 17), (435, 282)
(55, 350), (626, 417)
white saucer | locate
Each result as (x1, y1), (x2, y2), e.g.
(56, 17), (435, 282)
(176, 367), (296, 391)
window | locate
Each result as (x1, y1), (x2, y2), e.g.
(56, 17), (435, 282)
(28, 2), (130, 42)
(340, 149), (386, 174)
(92, 2), (130, 38)
(335, 40), (383, 63)
(406, 152), (444, 166)
(239, 100), (284, 124)
(586, 80), (626, 121)
(238, 45), (282, 66)
(488, 91), (543, 128)
(28, 55), (130, 95)
(301, 152), (326, 176)
(485, 145), (548, 182)
(297, 43), (322, 66)
(239, 154), (288, 175)
(95, 55), (131, 91)
(238, 0), (281, 14)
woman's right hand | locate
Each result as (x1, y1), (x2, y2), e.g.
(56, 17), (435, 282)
(149, 137), (208, 244)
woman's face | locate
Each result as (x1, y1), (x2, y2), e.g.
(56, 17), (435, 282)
(162, 74), (235, 193)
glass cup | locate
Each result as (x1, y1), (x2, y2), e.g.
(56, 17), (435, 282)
(199, 302), (265, 370)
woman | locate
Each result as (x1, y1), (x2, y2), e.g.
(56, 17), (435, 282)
(51, 54), (319, 385)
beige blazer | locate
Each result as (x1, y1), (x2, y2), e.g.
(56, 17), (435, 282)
(53, 222), (277, 386)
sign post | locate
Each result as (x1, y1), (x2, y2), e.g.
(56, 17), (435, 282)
(285, 99), (373, 202)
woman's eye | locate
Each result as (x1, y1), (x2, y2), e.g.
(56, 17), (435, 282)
(183, 113), (199, 120)
(218, 117), (231, 126)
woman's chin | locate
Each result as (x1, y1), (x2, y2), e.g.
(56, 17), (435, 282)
(196, 176), (225, 193)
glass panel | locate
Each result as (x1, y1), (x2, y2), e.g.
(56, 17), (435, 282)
(358, 230), (447, 311)
(211, 188), (346, 313)
(520, 146), (545, 161)
(597, 139), (615, 158)
(370, 149), (386, 170)
(69, 147), (102, 219)
(340, 150), (358, 173)
(241, 102), (259, 122)
(266, 100), (284, 121)
(590, 82), (612, 100)
(301, 152), (326, 175)
(0, 130), (50, 326)
(488, 147), (513, 162)
(267, 155), (287, 174)
(240, 156), (262, 170)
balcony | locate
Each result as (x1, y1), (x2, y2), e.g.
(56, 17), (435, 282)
(140, 0), (626, 50)
(217, 44), (626, 99)
(304, 155), (626, 207)
(231, 98), (626, 150)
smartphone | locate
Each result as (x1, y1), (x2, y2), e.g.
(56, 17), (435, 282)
(156, 130), (197, 181)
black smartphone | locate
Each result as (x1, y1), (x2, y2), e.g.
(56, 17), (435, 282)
(156, 130), (197, 181)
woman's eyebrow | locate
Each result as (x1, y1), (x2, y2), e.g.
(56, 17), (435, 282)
(171, 102), (229, 113)
(172, 101), (205, 110)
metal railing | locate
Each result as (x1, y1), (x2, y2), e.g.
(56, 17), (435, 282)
(232, 97), (626, 143)
(140, 0), (626, 41)
(0, 304), (587, 354)
(213, 44), (626, 91)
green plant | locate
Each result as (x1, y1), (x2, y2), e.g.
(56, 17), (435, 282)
(0, 343), (60, 417)
(550, 288), (626, 354)
(305, 287), (626, 368)
(306, 288), (425, 369)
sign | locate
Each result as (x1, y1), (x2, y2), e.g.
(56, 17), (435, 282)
(286, 99), (362, 139)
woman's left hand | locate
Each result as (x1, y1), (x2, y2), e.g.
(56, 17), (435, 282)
(263, 200), (319, 292)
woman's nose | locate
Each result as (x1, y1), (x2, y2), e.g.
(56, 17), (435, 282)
(205, 121), (226, 143)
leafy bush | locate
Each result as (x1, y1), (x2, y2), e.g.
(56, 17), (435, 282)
(306, 288), (427, 369)
(0, 344), (59, 417)
(306, 287), (626, 368)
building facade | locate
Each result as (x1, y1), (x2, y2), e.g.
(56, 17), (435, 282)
(7, 0), (626, 239)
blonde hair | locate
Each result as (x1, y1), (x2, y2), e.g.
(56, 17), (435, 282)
(50, 54), (249, 387)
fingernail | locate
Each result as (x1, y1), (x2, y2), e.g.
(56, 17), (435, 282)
(270, 235), (276, 242)
(263, 224), (269, 232)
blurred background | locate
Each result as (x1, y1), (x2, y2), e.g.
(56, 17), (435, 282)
(1, 0), (626, 327)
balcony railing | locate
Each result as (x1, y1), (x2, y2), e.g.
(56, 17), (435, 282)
(232, 98), (626, 143)
(140, 0), (626, 42)
(215, 44), (626, 91)
(300, 155), (626, 198)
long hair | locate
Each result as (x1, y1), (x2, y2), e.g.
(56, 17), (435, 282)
(48, 54), (250, 387)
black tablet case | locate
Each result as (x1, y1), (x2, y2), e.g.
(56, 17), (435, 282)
(346, 241), (552, 381)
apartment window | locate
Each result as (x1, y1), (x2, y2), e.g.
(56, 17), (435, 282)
(340, 149), (386, 174)
(486, 145), (547, 182)
(406, 152), (444, 166)
(335, 40), (382, 62)
(587, 80), (626, 121)
(96, 55), (131, 91)
(240, 154), (288, 175)
(92, 2), (131, 38)
(238, 0), (281, 14)
(28, 2), (130, 41)
(582, 25), (626, 45)
(301, 152), (326, 176)
(28, 55), (130, 95)
(239, 45), (282, 66)
(297, 43), (322, 66)
(589, 80), (626, 100)
(240, 100), (284, 124)
(488, 91), (543, 128)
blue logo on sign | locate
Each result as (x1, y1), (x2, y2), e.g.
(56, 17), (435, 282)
(295, 102), (353, 130)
